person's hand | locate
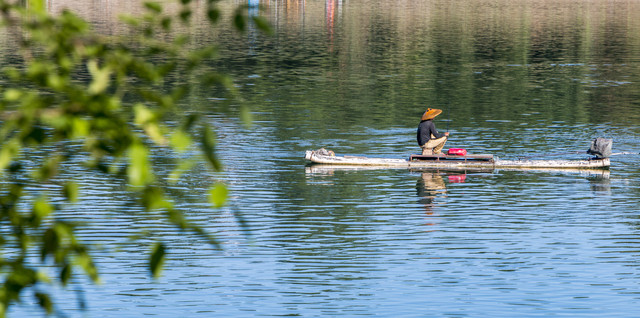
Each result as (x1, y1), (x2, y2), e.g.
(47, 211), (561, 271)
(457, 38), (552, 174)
(445, 132), (450, 136)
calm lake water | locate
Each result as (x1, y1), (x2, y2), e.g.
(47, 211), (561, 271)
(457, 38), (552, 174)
(5, 0), (640, 316)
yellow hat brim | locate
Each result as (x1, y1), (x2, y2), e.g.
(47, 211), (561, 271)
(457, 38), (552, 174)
(421, 108), (442, 121)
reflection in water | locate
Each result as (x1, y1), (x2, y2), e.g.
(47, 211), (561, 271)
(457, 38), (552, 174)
(326, 0), (341, 52)
(588, 172), (612, 194)
(415, 172), (447, 219)
(447, 174), (467, 183)
(247, 0), (260, 55)
(248, 0), (260, 17)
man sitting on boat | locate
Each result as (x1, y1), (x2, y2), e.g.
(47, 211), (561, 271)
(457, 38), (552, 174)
(417, 108), (449, 155)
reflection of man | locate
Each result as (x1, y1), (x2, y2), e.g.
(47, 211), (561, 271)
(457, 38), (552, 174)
(416, 172), (447, 215)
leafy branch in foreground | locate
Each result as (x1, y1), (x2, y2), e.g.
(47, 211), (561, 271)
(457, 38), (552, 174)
(0, 0), (270, 316)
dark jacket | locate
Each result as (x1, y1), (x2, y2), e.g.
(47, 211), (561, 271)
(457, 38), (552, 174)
(417, 120), (445, 146)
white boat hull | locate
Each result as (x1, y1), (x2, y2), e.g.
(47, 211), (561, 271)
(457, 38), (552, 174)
(305, 150), (611, 170)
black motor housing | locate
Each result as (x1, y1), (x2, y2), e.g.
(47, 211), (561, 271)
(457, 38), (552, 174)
(587, 138), (612, 158)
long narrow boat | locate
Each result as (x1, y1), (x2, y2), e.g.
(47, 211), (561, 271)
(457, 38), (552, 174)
(304, 148), (610, 170)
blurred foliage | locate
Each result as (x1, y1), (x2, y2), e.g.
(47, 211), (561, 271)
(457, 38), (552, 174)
(0, 0), (270, 316)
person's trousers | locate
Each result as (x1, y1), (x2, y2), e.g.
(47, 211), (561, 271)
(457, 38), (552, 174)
(421, 136), (447, 155)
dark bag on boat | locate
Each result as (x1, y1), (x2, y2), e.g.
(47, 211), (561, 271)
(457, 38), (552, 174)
(587, 138), (612, 158)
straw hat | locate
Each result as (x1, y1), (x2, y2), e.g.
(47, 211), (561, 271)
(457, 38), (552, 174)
(421, 108), (442, 121)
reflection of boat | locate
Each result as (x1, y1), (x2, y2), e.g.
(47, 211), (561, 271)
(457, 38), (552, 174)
(305, 164), (610, 178)
(304, 149), (610, 170)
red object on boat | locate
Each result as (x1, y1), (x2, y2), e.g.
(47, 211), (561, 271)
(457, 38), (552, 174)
(447, 148), (467, 156)
(448, 174), (467, 183)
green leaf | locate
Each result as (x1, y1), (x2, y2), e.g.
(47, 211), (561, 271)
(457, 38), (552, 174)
(0, 139), (20, 173)
(170, 130), (192, 152)
(22, 125), (47, 144)
(207, 7), (220, 23)
(186, 224), (220, 249)
(70, 117), (90, 138)
(5, 268), (38, 303)
(144, 1), (163, 14)
(232, 207), (251, 235)
(33, 196), (53, 220)
(179, 9), (191, 22)
(134, 104), (167, 145)
(168, 160), (195, 184)
(149, 242), (166, 278)
(181, 113), (199, 131)
(34, 155), (62, 181)
(141, 186), (172, 211)
(209, 182), (228, 208)
(41, 227), (60, 262)
(134, 103), (156, 125)
(76, 251), (99, 283)
(165, 208), (187, 229)
(161, 17), (172, 30)
(28, 0), (46, 14)
(147, 124), (167, 145)
(46, 73), (65, 90)
(199, 125), (222, 171)
(187, 47), (217, 69)
(128, 142), (155, 186)
(60, 263), (71, 285)
(4, 88), (22, 101)
(251, 16), (273, 35)
(87, 60), (112, 94)
(240, 105), (253, 127)
(35, 292), (53, 314)
(119, 14), (141, 27)
(63, 181), (79, 202)
(233, 9), (247, 32)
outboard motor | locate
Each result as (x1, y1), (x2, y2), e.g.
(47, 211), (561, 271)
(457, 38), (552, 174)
(587, 138), (612, 159)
